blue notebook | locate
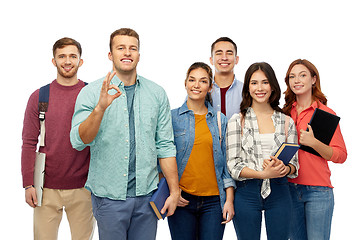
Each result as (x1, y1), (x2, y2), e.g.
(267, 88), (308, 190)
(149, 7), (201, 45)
(274, 142), (300, 164)
(149, 178), (170, 220)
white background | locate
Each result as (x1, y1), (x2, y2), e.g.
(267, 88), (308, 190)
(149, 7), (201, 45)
(1, 0), (358, 239)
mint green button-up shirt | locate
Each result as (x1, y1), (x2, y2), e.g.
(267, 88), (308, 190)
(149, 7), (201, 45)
(70, 74), (176, 200)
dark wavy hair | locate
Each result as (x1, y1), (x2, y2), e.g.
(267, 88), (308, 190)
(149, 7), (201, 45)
(185, 62), (213, 105)
(240, 62), (282, 117)
(283, 59), (327, 115)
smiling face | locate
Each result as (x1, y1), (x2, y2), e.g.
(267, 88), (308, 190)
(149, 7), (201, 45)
(210, 41), (239, 74)
(288, 64), (316, 97)
(185, 68), (212, 102)
(108, 35), (140, 74)
(52, 45), (83, 79)
(249, 69), (272, 105)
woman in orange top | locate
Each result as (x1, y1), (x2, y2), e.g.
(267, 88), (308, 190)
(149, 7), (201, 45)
(283, 59), (347, 240)
(168, 62), (235, 240)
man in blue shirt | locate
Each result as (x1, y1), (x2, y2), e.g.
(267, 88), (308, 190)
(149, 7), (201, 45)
(70, 28), (179, 240)
(210, 37), (243, 119)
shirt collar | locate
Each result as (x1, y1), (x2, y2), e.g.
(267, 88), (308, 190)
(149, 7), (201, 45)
(179, 101), (215, 117)
(292, 100), (319, 110)
(111, 73), (140, 87)
(212, 74), (237, 89)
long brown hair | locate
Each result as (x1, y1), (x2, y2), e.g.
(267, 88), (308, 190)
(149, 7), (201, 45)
(240, 62), (282, 117)
(283, 59), (327, 115)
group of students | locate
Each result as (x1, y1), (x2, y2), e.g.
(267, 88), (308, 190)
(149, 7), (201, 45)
(21, 28), (347, 240)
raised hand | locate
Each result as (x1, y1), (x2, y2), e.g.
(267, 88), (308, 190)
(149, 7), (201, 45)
(78, 71), (122, 144)
(96, 71), (122, 112)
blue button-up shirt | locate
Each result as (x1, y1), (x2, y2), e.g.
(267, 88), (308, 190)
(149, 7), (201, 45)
(70, 74), (176, 200)
(211, 77), (243, 120)
(171, 101), (235, 210)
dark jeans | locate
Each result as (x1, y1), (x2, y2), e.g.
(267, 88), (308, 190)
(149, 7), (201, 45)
(233, 178), (292, 240)
(168, 191), (225, 240)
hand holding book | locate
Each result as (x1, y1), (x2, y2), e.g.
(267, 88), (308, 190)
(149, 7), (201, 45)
(299, 124), (316, 148)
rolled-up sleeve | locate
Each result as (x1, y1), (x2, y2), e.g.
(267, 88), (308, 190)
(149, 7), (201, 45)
(155, 89), (176, 159)
(287, 117), (299, 179)
(226, 114), (245, 180)
(329, 124), (347, 164)
(70, 85), (96, 151)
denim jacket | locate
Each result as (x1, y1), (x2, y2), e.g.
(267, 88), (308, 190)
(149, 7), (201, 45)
(171, 101), (236, 210)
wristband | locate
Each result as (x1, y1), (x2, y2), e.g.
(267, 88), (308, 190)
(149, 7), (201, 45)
(286, 165), (292, 176)
(25, 185), (34, 190)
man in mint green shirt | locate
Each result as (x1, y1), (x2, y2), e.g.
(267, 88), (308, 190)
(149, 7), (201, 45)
(70, 28), (180, 240)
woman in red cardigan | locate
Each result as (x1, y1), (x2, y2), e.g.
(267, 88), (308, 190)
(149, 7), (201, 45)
(283, 59), (347, 240)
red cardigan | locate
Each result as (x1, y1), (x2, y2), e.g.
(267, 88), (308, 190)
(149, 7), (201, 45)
(288, 101), (347, 188)
(21, 80), (90, 189)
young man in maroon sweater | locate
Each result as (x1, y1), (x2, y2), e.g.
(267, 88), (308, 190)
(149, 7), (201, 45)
(21, 38), (95, 239)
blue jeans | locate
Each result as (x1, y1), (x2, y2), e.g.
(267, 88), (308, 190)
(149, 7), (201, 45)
(168, 191), (225, 240)
(289, 183), (334, 240)
(91, 194), (157, 240)
(233, 178), (292, 240)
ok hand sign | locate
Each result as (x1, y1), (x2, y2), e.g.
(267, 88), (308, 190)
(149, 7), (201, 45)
(97, 71), (122, 112)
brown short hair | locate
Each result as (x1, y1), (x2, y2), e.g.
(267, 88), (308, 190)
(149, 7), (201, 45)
(52, 37), (82, 57)
(109, 28), (140, 52)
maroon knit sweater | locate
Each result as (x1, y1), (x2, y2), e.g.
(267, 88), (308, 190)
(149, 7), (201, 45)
(21, 80), (90, 189)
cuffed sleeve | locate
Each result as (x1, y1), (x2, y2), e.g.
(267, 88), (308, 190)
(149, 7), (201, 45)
(287, 117), (299, 179)
(328, 124), (347, 164)
(70, 86), (96, 151)
(155, 89), (176, 159)
(226, 114), (245, 180)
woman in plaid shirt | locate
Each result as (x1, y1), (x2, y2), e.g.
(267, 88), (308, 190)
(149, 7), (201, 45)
(226, 62), (299, 240)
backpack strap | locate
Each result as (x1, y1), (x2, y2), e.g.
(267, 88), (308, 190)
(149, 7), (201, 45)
(284, 115), (290, 142)
(38, 84), (50, 147)
(37, 81), (87, 147)
(217, 111), (222, 145)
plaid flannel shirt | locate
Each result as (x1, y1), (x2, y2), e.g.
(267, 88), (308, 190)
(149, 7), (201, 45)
(226, 108), (299, 198)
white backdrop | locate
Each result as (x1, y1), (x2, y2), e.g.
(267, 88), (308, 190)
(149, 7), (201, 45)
(1, 0), (358, 239)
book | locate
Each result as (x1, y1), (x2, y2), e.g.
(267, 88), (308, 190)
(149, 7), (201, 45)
(274, 142), (300, 165)
(34, 152), (46, 207)
(149, 177), (170, 220)
(300, 108), (340, 156)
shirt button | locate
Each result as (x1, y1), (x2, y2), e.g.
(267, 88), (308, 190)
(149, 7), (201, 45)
(126, 140), (129, 142)
(124, 108), (127, 111)
(125, 156), (128, 159)
(124, 174), (127, 177)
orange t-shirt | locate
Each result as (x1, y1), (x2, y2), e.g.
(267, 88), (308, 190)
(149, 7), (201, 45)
(179, 114), (219, 196)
